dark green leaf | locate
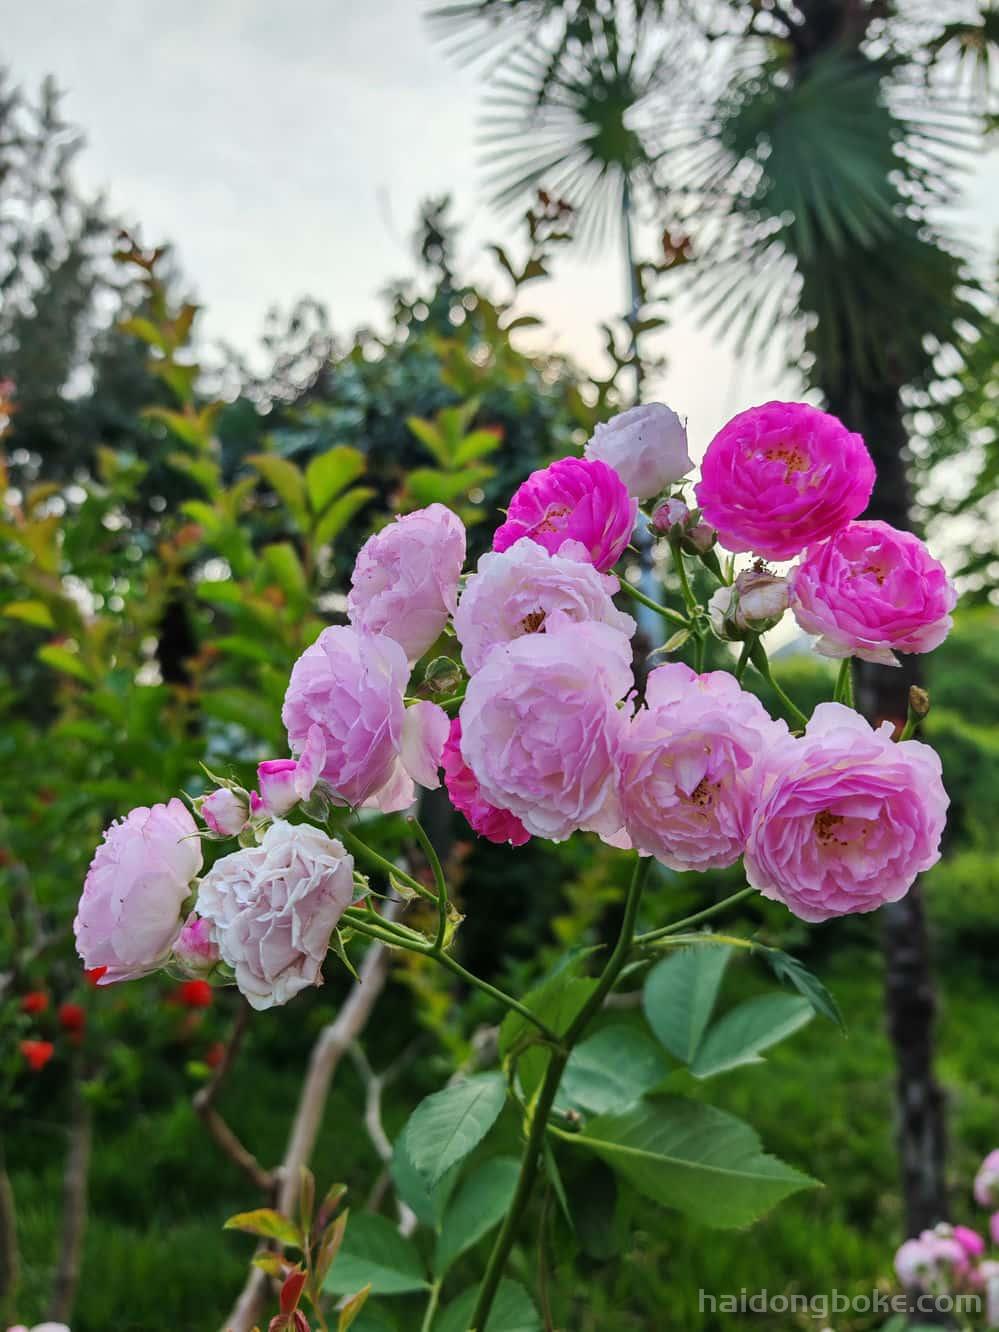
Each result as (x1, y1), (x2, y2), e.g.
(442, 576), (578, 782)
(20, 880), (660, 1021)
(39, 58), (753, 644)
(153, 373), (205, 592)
(643, 945), (731, 1063)
(324, 1213), (427, 1296)
(402, 1073), (507, 1190)
(435, 1157), (520, 1276)
(689, 995), (813, 1079)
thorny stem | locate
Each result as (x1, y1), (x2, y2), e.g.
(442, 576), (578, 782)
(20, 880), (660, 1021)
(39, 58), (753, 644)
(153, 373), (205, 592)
(469, 857), (652, 1330)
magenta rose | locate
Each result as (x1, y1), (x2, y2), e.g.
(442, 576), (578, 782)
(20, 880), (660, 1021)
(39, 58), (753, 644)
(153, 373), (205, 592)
(493, 457), (637, 573)
(745, 703), (947, 923)
(74, 799), (202, 983)
(695, 402), (875, 561)
(619, 663), (788, 872)
(172, 914), (220, 976)
(459, 620), (632, 842)
(454, 537), (635, 675)
(789, 520), (957, 666)
(348, 503), (466, 662)
(282, 627), (447, 812)
(584, 402), (692, 500)
(195, 821), (354, 1010)
(442, 718), (530, 846)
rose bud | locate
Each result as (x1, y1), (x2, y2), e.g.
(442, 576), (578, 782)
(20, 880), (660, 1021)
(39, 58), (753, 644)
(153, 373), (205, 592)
(197, 787), (250, 837)
(172, 914), (220, 977)
(20, 990), (49, 1015)
(708, 568), (789, 640)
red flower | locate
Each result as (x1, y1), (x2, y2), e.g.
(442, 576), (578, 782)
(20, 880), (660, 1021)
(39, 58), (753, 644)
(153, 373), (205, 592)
(84, 966), (108, 987)
(204, 1041), (226, 1069)
(177, 979), (213, 1009)
(58, 1003), (86, 1036)
(20, 1039), (54, 1071)
(20, 990), (49, 1015)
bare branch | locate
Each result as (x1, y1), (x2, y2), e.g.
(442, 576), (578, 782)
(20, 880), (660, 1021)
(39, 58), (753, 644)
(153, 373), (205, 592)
(47, 1071), (92, 1323)
(193, 1004), (274, 1194)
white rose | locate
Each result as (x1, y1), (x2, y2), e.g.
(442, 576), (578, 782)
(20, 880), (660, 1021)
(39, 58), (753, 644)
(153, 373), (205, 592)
(196, 821), (354, 1010)
(584, 403), (692, 500)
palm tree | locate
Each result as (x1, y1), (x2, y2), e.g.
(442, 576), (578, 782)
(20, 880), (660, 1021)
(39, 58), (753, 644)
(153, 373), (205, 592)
(431, 0), (997, 1234)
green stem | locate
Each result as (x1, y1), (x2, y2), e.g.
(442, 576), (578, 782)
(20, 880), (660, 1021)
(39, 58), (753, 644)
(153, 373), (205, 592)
(420, 1279), (442, 1332)
(734, 638), (753, 682)
(437, 691), (466, 714)
(338, 828), (437, 903)
(635, 886), (756, 946)
(669, 539), (698, 615)
(409, 816), (448, 950)
(834, 658), (854, 707)
(469, 857), (652, 1331)
(749, 641), (809, 729)
(616, 579), (688, 627)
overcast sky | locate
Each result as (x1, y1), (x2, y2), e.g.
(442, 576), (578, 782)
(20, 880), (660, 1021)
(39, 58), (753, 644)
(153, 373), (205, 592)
(5, 0), (997, 457)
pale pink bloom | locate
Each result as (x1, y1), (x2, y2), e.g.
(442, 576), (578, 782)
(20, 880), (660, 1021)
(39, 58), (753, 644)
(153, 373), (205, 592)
(745, 704), (947, 923)
(651, 497), (690, 534)
(172, 914), (220, 976)
(347, 503), (465, 662)
(991, 1213), (999, 1247)
(459, 620), (633, 842)
(74, 799), (202, 984)
(195, 821), (354, 1010)
(256, 725), (327, 817)
(453, 538), (635, 674)
(895, 1230), (966, 1292)
(708, 569), (789, 640)
(790, 520), (957, 666)
(696, 402), (875, 561)
(493, 457), (637, 573)
(584, 402), (692, 500)
(200, 787), (249, 837)
(954, 1225), (986, 1260)
(282, 627), (446, 812)
(442, 718), (530, 846)
(620, 664), (787, 872)
(975, 1151), (999, 1208)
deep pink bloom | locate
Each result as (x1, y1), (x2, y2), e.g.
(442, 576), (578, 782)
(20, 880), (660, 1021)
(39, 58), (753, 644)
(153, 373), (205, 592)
(348, 504), (466, 662)
(975, 1151), (999, 1208)
(256, 725), (327, 817)
(493, 457), (637, 573)
(584, 403), (691, 500)
(790, 520), (957, 666)
(696, 402), (875, 560)
(200, 787), (249, 837)
(454, 538), (635, 675)
(442, 718), (530, 846)
(619, 664), (788, 872)
(745, 704), (947, 923)
(282, 627), (447, 812)
(459, 620), (632, 842)
(173, 914), (221, 975)
(954, 1226), (986, 1260)
(74, 799), (202, 984)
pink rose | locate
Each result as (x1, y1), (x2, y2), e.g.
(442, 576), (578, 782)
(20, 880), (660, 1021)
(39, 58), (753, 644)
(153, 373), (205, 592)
(619, 663), (788, 872)
(493, 457), (637, 573)
(74, 799), (202, 984)
(199, 787), (250, 837)
(790, 520), (957, 666)
(975, 1151), (999, 1208)
(459, 620), (632, 842)
(453, 537), (635, 675)
(895, 1229), (967, 1292)
(708, 568), (789, 640)
(584, 403), (692, 500)
(991, 1213), (999, 1247)
(172, 914), (220, 976)
(696, 402), (875, 561)
(954, 1225), (986, 1260)
(282, 627), (447, 812)
(745, 704), (947, 923)
(255, 724), (327, 817)
(442, 718), (530, 846)
(195, 820), (355, 1010)
(348, 504), (466, 662)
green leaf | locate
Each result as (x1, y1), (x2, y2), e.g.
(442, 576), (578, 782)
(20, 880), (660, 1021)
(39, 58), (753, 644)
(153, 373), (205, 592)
(404, 467), (493, 507)
(389, 1134), (459, 1228)
(434, 1157), (520, 1277)
(3, 600), (55, 629)
(558, 1024), (669, 1116)
(312, 487), (375, 547)
(402, 1073), (507, 1191)
(37, 644), (93, 684)
(499, 964), (596, 1100)
(306, 445), (366, 514)
(643, 945), (731, 1063)
(567, 1095), (818, 1229)
(407, 415), (451, 467)
(453, 428), (503, 466)
(262, 542), (308, 605)
(434, 1278), (540, 1332)
(689, 995), (813, 1079)
(249, 454), (307, 521)
(223, 1207), (302, 1248)
(759, 947), (845, 1030)
(338, 1285), (372, 1330)
(324, 1214), (427, 1296)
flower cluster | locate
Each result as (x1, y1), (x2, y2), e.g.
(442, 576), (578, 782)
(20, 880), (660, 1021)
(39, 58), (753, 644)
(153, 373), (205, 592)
(74, 399), (952, 1012)
(893, 1150), (999, 1325)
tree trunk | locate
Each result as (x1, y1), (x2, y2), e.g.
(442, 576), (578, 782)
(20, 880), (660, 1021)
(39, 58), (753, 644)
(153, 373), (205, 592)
(822, 374), (949, 1235)
(47, 1074), (93, 1323)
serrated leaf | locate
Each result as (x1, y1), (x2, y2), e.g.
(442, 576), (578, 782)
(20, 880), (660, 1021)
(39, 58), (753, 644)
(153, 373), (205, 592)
(689, 995), (813, 1079)
(434, 1278), (540, 1332)
(759, 947), (845, 1030)
(567, 1095), (818, 1229)
(402, 1073), (506, 1190)
(323, 1213), (427, 1296)
(223, 1207), (302, 1248)
(643, 945), (732, 1064)
(434, 1157), (520, 1277)
(499, 965), (595, 1100)
(389, 1133), (459, 1228)
(558, 1024), (669, 1116)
